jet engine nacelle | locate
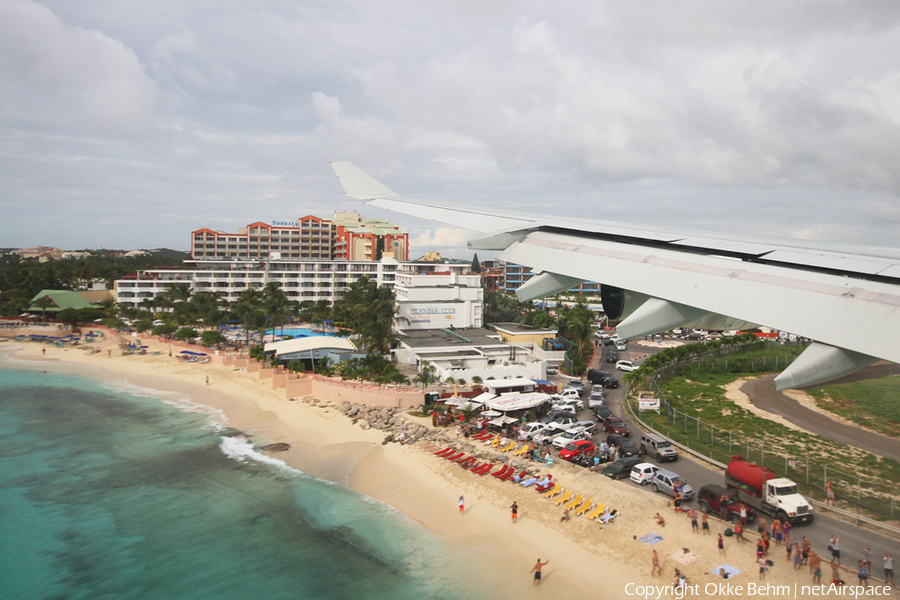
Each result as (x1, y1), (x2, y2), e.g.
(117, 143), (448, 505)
(601, 286), (757, 338)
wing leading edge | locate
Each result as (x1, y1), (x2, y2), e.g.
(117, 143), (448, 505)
(330, 162), (900, 389)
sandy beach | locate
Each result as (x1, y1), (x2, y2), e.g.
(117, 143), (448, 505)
(3, 331), (888, 599)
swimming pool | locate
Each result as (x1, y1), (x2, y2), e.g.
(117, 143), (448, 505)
(266, 327), (333, 338)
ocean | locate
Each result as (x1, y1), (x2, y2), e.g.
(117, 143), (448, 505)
(0, 350), (501, 600)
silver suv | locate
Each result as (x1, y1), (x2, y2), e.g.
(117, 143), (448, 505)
(651, 469), (694, 500)
(640, 433), (678, 462)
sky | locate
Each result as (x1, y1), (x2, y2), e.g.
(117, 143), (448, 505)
(2, 0), (900, 257)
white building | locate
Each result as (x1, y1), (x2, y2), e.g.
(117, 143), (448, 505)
(114, 257), (470, 307)
(394, 271), (483, 330)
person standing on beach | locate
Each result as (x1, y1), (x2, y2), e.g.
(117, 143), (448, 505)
(531, 559), (549, 586)
(861, 547), (873, 572)
(884, 553), (894, 586)
(511, 501), (518, 524)
(455, 424), (461, 439)
(811, 553), (822, 584)
(830, 535), (841, 565)
(689, 508), (698, 533)
(826, 480), (835, 506)
(206, 376), (209, 385)
(42, 347), (45, 356)
(651, 550), (662, 576)
(458, 495), (465, 515)
(759, 556), (767, 580)
(718, 533), (726, 557)
(701, 512), (710, 535)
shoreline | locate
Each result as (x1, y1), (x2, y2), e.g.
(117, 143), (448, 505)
(1, 334), (869, 599)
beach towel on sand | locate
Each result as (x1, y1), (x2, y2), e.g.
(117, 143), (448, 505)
(711, 564), (741, 579)
(639, 533), (663, 545)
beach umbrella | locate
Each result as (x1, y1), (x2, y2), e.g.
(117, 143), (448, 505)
(481, 410), (502, 417)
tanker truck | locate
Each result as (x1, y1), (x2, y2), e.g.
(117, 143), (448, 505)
(725, 456), (814, 525)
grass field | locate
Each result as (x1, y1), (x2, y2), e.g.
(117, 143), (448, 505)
(807, 376), (900, 437)
(631, 344), (900, 521)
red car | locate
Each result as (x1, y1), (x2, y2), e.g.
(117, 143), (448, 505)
(559, 440), (595, 461)
(602, 416), (630, 437)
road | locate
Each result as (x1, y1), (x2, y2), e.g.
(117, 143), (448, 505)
(743, 372), (900, 462)
(560, 337), (900, 577)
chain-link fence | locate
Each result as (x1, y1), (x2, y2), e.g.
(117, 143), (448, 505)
(628, 347), (899, 524)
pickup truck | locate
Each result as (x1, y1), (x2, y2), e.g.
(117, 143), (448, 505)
(697, 484), (757, 524)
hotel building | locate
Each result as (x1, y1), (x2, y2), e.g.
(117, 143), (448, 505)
(190, 212), (409, 262)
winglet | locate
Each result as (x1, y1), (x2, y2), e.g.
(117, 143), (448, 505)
(330, 161), (399, 200)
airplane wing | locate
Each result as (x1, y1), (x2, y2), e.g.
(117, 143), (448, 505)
(330, 161), (900, 389)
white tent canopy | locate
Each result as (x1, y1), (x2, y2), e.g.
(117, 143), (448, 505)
(487, 416), (519, 426)
(484, 392), (552, 412)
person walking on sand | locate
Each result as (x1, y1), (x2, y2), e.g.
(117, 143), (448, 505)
(718, 533), (726, 557)
(42, 347), (45, 356)
(511, 501), (518, 524)
(759, 556), (767, 580)
(735, 521), (745, 544)
(531, 558), (549, 586)
(458, 495), (465, 515)
(206, 376), (209, 385)
(652, 550), (662, 576)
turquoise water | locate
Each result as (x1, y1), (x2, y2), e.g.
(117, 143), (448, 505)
(0, 352), (497, 600)
(266, 327), (332, 338)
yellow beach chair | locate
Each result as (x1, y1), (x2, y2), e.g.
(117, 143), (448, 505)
(499, 442), (516, 453)
(563, 495), (583, 511)
(552, 490), (572, 506)
(511, 445), (528, 457)
(585, 503), (606, 520)
(489, 437), (501, 448)
(542, 484), (562, 498)
(575, 500), (593, 516)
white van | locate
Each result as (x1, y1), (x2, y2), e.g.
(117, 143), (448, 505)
(629, 462), (660, 486)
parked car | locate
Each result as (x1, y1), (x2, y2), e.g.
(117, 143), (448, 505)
(615, 342), (628, 352)
(519, 422), (552, 441)
(557, 388), (581, 401)
(551, 398), (582, 412)
(588, 387), (605, 407)
(572, 420), (597, 436)
(550, 414), (580, 430)
(564, 380), (584, 395)
(651, 469), (695, 500)
(539, 409), (575, 424)
(552, 428), (591, 449)
(639, 433), (678, 462)
(600, 456), (643, 479)
(592, 405), (613, 421)
(629, 462), (661, 486)
(602, 416), (631, 437)
(696, 484), (757, 524)
(559, 439), (595, 461)
(616, 360), (638, 372)
(546, 365), (559, 375)
(533, 424), (568, 446)
(597, 331), (610, 339)
(606, 433), (639, 457)
(586, 369), (619, 388)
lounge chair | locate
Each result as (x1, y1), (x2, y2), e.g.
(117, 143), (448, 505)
(519, 476), (540, 487)
(497, 468), (518, 482)
(585, 503), (606, 520)
(444, 451), (465, 461)
(511, 445), (529, 456)
(499, 442), (516, 453)
(492, 465), (512, 479)
(434, 447), (454, 457)
(472, 431), (492, 441)
(563, 495), (583, 510)
(534, 477), (554, 492)
(542, 484), (562, 497)
(458, 457), (477, 468)
(552, 490), (573, 506)
(575, 500), (593, 516)
(599, 509), (619, 525)
(473, 463), (494, 475)
(509, 470), (529, 483)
